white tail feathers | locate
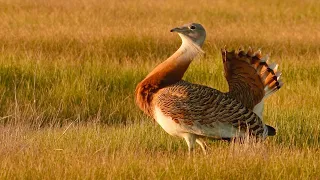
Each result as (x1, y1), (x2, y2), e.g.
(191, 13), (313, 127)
(256, 53), (283, 99)
(268, 63), (278, 71)
(253, 101), (264, 120)
(252, 50), (283, 119)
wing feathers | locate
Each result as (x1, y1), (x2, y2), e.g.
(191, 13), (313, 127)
(154, 81), (266, 138)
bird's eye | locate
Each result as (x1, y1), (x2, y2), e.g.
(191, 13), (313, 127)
(190, 25), (196, 30)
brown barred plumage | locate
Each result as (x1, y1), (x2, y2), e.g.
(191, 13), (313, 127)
(153, 81), (265, 137)
(135, 23), (282, 154)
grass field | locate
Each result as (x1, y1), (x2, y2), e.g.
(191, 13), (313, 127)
(1, 0), (320, 179)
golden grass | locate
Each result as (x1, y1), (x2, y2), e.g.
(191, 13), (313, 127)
(1, 0), (320, 179)
(1, 124), (319, 179)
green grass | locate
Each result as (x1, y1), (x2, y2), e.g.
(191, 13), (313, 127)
(1, 124), (319, 179)
(0, 0), (320, 179)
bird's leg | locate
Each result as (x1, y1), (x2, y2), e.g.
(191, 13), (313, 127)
(196, 138), (207, 155)
(183, 133), (196, 156)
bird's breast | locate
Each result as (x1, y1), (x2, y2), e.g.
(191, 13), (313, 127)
(154, 106), (185, 137)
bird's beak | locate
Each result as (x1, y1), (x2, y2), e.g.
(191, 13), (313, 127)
(170, 27), (180, 32)
(170, 27), (188, 33)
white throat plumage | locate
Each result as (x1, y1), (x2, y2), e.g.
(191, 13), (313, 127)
(176, 33), (205, 62)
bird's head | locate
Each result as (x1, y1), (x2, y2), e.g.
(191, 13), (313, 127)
(170, 23), (206, 47)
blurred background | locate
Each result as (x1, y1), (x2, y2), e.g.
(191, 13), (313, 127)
(1, 0), (320, 178)
(0, 0), (319, 129)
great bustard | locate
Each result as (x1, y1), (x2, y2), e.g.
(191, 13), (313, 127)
(135, 23), (283, 154)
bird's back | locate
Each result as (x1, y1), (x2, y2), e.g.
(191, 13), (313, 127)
(152, 80), (266, 139)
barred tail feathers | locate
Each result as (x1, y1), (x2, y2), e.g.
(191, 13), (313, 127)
(251, 49), (283, 120)
(221, 47), (282, 136)
(254, 50), (283, 99)
(222, 47), (283, 110)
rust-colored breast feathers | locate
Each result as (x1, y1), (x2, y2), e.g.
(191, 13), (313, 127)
(135, 57), (192, 116)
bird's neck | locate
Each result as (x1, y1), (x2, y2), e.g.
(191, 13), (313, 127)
(143, 35), (204, 86)
(135, 35), (203, 116)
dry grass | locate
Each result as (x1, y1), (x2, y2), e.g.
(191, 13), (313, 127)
(0, 0), (320, 179)
(1, 124), (319, 179)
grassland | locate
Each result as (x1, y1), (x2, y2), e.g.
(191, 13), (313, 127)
(0, 0), (320, 179)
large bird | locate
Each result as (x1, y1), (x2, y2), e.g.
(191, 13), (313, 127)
(135, 23), (283, 154)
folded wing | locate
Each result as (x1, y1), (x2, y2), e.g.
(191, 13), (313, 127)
(154, 81), (266, 138)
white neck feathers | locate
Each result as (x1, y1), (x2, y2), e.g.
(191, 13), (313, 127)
(175, 34), (204, 62)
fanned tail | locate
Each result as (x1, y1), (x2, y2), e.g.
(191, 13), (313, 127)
(221, 47), (283, 124)
(246, 48), (283, 123)
(246, 47), (284, 99)
(250, 48), (283, 126)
